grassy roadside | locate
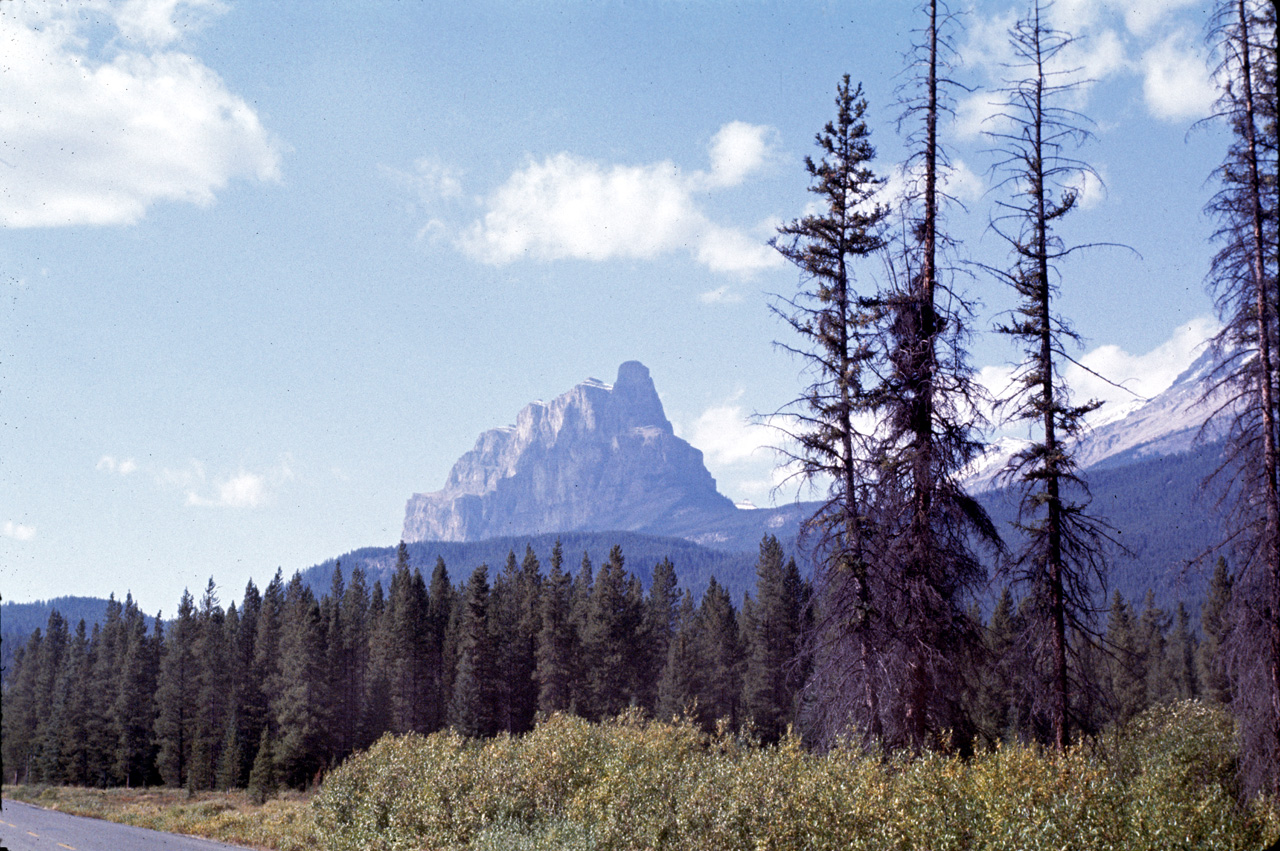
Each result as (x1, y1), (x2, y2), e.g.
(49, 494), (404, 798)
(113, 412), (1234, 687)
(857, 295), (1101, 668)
(1, 785), (320, 851)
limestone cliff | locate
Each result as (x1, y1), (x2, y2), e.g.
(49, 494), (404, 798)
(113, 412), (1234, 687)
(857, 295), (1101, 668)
(402, 362), (740, 543)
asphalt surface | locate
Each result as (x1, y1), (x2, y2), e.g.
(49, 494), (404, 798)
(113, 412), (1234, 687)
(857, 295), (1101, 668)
(0, 800), (256, 851)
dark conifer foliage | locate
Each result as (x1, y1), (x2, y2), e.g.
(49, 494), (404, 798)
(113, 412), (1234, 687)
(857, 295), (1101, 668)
(775, 6), (995, 751)
(742, 536), (808, 741)
(153, 591), (197, 788)
(1199, 558), (1234, 705)
(536, 540), (577, 716)
(2, 541), (1226, 791)
(580, 546), (643, 720)
(656, 591), (702, 723)
(449, 565), (497, 738)
(770, 73), (891, 748)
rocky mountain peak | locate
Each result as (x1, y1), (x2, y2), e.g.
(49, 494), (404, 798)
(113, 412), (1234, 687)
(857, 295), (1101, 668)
(402, 362), (736, 543)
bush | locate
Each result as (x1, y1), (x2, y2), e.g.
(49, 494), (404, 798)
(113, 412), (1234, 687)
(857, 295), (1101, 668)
(311, 702), (1276, 851)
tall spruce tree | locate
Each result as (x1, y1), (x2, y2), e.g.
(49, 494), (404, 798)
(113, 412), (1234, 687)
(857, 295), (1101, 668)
(271, 573), (328, 788)
(154, 591), (198, 787)
(1199, 557), (1234, 704)
(742, 536), (805, 741)
(580, 545), (641, 720)
(536, 540), (577, 715)
(656, 592), (703, 723)
(871, 0), (995, 752)
(771, 73), (892, 746)
(450, 565), (497, 737)
(984, 1), (1110, 750)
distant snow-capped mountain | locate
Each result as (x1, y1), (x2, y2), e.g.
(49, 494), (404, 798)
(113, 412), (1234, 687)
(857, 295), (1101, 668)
(966, 346), (1228, 492)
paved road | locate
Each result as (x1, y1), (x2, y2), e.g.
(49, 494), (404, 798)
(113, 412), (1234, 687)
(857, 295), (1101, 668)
(0, 800), (256, 851)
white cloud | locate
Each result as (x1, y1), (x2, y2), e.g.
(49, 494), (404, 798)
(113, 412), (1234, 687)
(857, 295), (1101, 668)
(883, 158), (986, 210)
(112, 0), (228, 48)
(1072, 167), (1107, 210)
(455, 122), (784, 277)
(703, 121), (776, 188)
(1044, 0), (1199, 37)
(97, 455), (139, 475)
(186, 470), (267, 508)
(1141, 31), (1216, 121)
(687, 401), (771, 468)
(159, 457), (293, 508)
(2, 520), (36, 542)
(1065, 315), (1219, 410)
(1115, 0), (1204, 37)
(0, 2), (281, 228)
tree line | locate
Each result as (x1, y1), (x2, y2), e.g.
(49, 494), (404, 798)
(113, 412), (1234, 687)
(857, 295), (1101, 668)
(1, 535), (1231, 794)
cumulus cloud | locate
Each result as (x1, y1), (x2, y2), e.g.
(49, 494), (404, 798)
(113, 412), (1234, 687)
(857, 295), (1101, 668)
(0, 0), (281, 228)
(97, 455), (139, 475)
(2, 520), (36, 542)
(704, 122), (777, 188)
(112, 0), (228, 47)
(1065, 315), (1219, 412)
(1141, 31), (1216, 121)
(159, 457), (294, 508)
(963, 2), (1209, 128)
(455, 122), (784, 277)
(882, 158), (986, 210)
(687, 400), (772, 468)
(186, 470), (268, 508)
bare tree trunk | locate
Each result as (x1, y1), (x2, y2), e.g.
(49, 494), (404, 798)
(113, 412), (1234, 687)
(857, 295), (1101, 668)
(1236, 0), (1280, 795)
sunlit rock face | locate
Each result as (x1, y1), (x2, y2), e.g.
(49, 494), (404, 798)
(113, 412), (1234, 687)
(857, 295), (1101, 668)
(402, 361), (738, 543)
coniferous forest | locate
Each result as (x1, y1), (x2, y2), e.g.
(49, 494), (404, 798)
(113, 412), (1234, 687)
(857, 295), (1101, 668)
(0, 537), (1234, 796)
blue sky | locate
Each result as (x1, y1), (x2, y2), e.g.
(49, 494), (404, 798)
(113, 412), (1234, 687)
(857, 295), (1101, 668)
(1, 0), (1225, 611)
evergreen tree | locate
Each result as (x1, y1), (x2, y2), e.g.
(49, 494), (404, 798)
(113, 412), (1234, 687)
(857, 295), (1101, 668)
(640, 557), (680, 712)
(1199, 557), (1234, 703)
(3, 630), (42, 783)
(216, 706), (244, 791)
(697, 577), (742, 730)
(771, 73), (890, 746)
(189, 579), (230, 791)
(384, 554), (432, 734)
(154, 591), (198, 787)
(1104, 592), (1145, 725)
(1167, 603), (1199, 700)
(427, 558), (455, 732)
(580, 546), (641, 720)
(115, 607), (160, 786)
(449, 565), (497, 737)
(246, 726), (277, 803)
(742, 537), (804, 741)
(333, 564), (372, 756)
(1137, 591), (1172, 708)
(86, 596), (125, 785)
(49, 620), (91, 785)
(364, 578), (393, 742)
(536, 540), (576, 715)
(656, 593), (702, 723)
(272, 573), (327, 788)
(971, 587), (1029, 744)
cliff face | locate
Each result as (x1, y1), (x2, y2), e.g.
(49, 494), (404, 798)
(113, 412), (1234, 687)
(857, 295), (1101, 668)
(402, 361), (738, 543)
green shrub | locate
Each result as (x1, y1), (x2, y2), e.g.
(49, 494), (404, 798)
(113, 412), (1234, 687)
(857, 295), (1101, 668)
(311, 702), (1276, 851)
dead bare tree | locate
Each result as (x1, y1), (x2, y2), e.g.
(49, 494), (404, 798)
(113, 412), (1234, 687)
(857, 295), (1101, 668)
(982, 1), (1113, 751)
(1204, 0), (1280, 799)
